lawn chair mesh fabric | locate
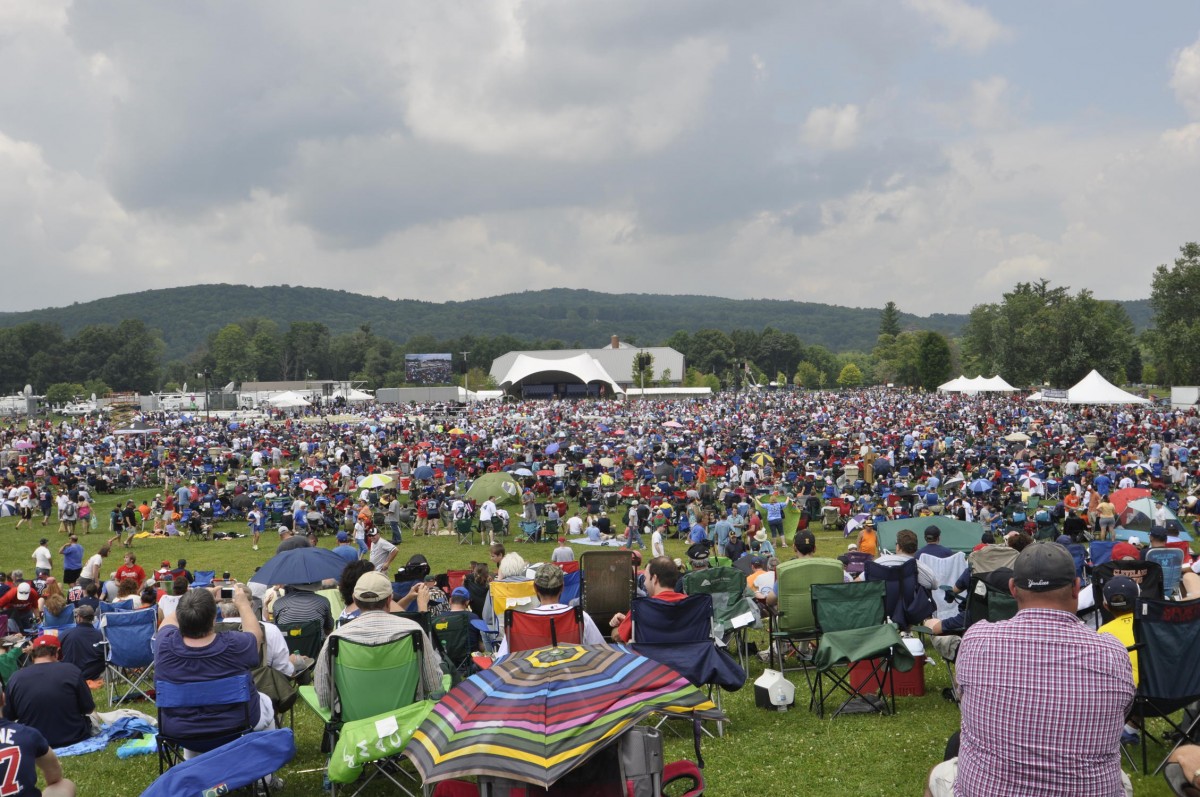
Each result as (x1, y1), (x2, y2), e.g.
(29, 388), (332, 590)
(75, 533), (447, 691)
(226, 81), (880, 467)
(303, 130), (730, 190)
(434, 612), (479, 682)
(1132, 595), (1200, 775)
(1145, 547), (1186, 598)
(580, 550), (634, 637)
(101, 607), (156, 706)
(1092, 559), (1164, 625)
(140, 728), (296, 797)
(810, 580), (914, 718)
(864, 558), (935, 630)
(299, 631), (433, 796)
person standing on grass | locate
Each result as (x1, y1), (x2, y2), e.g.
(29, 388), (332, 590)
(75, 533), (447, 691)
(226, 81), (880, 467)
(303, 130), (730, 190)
(479, 495), (497, 545)
(32, 539), (52, 580)
(77, 545), (108, 591)
(59, 536), (83, 585)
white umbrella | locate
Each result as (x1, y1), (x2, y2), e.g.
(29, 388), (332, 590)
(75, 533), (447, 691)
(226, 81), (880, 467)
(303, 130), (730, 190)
(358, 473), (395, 489)
(1004, 432), (1031, 443)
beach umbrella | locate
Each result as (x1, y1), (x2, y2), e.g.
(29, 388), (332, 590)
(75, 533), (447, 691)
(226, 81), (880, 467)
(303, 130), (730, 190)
(448, 428), (466, 436)
(1004, 432), (1031, 443)
(405, 644), (723, 789)
(13, 441), (34, 450)
(1120, 497), (1182, 531)
(114, 422), (159, 436)
(545, 442), (560, 455)
(1018, 475), (1042, 490)
(536, 469), (555, 477)
(249, 547), (349, 586)
(412, 466), (435, 481)
(359, 473), (396, 489)
(943, 475), (965, 489)
(599, 457), (615, 468)
(749, 452), (773, 466)
(662, 420), (684, 429)
(968, 478), (993, 493)
(298, 478), (327, 493)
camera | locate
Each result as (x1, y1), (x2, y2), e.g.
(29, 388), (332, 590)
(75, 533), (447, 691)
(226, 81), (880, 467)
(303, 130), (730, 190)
(223, 571), (231, 580)
(219, 586), (234, 600)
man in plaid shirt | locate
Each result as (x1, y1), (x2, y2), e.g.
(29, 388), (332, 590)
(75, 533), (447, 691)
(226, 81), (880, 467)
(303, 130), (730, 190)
(927, 542), (1134, 797)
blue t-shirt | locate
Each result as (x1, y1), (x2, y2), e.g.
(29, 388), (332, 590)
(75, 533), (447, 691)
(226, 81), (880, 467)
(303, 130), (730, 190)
(154, 625), (260, 738)
(61, 544), (83, 571)
(0, 719), (49, 797)
(332, 544), (360, 565)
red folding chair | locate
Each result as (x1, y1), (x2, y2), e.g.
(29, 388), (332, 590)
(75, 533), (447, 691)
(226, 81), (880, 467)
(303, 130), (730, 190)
(503, 608), (583, 654)
(446, 570), (470, 592)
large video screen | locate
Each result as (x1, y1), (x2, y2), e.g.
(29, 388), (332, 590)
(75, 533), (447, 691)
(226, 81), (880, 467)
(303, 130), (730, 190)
(405, 353), (453, 384)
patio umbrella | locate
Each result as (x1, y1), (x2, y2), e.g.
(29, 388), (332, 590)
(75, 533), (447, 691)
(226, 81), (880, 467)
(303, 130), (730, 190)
(249, 547), (349, 586)
(13, 441), (34, 450)
(749, 452), (773, 466)
(943, 475), (965, 489)
(405, 644), (723, 789)
(1018, 475), (1042, 490)
(412, 466), (435, 481)
(448, 428), (466, 436)
(298, 478), (328, 493)
(1110, 487), (1152, 515)
(512, 468), (534, 477)
(359, 473), (396, 489)
(968, 478), (993, 493)
(662, 420), (684, 429)
(545, 442), (560, 455)
(536, 469), (555, 477)
(1004, 432), (1031, 443)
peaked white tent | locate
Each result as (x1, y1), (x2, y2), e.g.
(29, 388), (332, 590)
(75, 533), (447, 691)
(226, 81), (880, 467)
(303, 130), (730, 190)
(1040, 370), (1150, 405)
(937, 376), (972, 393)
(981, 375), (1017, 392)
(331, 388), (373, 403)
(497, 353), (625, 396)
(267, 391), (312, 408)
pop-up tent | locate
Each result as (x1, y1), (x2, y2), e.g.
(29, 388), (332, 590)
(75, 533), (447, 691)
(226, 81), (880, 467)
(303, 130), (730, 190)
(1040, 370), (1149, 405)
(877, 517), (985, 554)
(267, 391), (312, 408)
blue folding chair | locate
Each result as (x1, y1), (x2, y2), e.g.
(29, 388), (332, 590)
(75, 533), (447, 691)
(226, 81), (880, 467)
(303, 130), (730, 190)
(156, 673), (257, 771)
(1146, 547), (1185, 598)
(100, 606), (157, 706)
(140, 728), (295, 797)
(630, 593), (746, 737)
(192, 570), (216, 588)
(1090, 541), (1117, 567)
(98, 599), (135, 613)
(42, 604), (76, 634)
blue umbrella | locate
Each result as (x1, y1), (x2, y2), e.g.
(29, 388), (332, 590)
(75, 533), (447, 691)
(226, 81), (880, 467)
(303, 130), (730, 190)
(968, 478), (993, 493)
(249, 547), (349, 586)
(545, 442), (560, 455)
(413, 465), (435, 481)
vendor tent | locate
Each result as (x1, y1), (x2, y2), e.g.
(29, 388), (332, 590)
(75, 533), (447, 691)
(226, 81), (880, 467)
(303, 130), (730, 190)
(1040, 370), (1150, 405)
(267, 391), (312, 408)
(937, 376), (972, 393)
(981, 376), (1017, 392)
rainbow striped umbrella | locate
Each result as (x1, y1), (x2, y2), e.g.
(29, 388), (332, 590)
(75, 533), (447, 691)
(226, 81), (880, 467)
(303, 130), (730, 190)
(405, 644), (723, 788)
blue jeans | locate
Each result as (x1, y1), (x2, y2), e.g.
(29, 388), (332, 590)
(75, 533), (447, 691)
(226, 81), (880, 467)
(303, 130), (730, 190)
(389, 521), (401, 544)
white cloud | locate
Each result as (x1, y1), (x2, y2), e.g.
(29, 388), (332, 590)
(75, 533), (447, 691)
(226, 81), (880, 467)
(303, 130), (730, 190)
(968, 76), (1019, 130)
(801, 105), (861, 151)
(1171, 34), (1200, 118)
(903, 0), (1010, 53)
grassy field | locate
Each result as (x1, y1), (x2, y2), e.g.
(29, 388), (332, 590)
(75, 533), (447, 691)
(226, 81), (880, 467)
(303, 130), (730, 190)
(1, 484), (1176, 796)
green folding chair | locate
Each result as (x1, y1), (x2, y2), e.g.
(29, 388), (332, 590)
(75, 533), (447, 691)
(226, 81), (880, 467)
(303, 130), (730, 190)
(679, 565), (761, 670)
(299, 632), (430, 797)
(433, 612), (478, 683)
(810, 580), (913, 718)
(769, 558), (845, 693)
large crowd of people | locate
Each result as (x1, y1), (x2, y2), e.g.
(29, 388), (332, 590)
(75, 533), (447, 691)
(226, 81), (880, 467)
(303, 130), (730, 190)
(0, 387), (1196, 795)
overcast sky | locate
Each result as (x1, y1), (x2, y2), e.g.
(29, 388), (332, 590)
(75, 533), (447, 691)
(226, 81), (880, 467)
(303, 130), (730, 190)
(4, 0), (1200, 314)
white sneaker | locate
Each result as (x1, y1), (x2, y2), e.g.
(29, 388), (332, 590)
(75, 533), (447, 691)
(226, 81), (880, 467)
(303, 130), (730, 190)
(252, 545), (259, 551)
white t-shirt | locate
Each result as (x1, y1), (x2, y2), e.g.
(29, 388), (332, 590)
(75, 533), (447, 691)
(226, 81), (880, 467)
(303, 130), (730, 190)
(33, 546), (52, 570)
(651, 529), (665, 558)
(82, 553), (103, 581)
(566, 516), (583, 535)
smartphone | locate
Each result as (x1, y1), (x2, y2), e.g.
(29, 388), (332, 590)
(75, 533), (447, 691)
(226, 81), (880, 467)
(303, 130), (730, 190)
(219, 586), (234, 600)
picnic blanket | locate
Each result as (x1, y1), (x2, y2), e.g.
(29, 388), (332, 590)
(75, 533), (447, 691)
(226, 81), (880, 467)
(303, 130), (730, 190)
(55, 714), (157, 757)
(568, 538), (625, 547)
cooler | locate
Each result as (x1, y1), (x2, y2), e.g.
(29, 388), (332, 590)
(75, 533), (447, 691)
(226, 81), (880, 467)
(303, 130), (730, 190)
(848, 638), (925, 697)
(753, 669), (795, 711)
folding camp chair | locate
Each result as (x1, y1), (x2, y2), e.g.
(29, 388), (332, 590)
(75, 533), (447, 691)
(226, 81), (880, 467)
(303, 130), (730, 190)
(157, 673), (255, 772)
(918, 552), (968, 621)
(140, 728), (295, 797)
(1131, 595), (1200, 774)
(455, 518), (474, 545)
(277, 619), (324, 661)
(810, 580), (914, 718)
(1091, 559), (1164, 626)
(433, 612), (479, 681)
(518, 520), (540, 543)
(1146, 548), (1186, 598)
(298, 632), (432, 796)
(557, 560), (582, 605)
(100, 606), (157, 706)
(42, 604), (76, 634)
(492, 516), (507, 539)
(864, 559), (936, 631)
(678, 565), (761, 670)
(1090, 541), (1117, 568)
(446, 570), (470, 592)
(488, 580), (538, 633)
(503, 607), (583, 655)
(580, 549), (634, 638)
(192, 570), (216, 588)
(630, 593), (746, 737)
(769, 558), (844, 692)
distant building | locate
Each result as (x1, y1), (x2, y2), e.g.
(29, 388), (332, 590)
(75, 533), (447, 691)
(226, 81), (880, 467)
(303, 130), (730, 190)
(489, 336), (685, 399)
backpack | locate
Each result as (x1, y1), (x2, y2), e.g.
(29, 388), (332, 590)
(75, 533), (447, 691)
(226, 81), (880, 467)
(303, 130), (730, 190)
(252, 624), (298, 716)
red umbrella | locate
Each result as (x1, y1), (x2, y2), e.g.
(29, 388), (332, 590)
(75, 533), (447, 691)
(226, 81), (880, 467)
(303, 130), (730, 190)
(537, 469), (555, 477)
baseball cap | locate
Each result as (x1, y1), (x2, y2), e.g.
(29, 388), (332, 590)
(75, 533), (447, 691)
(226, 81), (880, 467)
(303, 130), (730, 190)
(1012, 543), (1077, 592)
(1103, 576), (1140, 611)
(352, 571), (393, 602)
(686, 542), (710, 562)
(557, 537), (566, 544)
(368, 528), (379, 537)
(31, 634), (59, 651)
(16, 583), (30, 599)
(924, 525), (941, 540)
(1150, 526), (1169, 540)
(336, 531), (350, 542)
(533, 563), (564, 592)
(277, 525), (289, 535)
(1112, 542), (1141, 561)
(450, 586), (470, 601)
(794, 530), (817, 551)
(75, 605), (95, 621)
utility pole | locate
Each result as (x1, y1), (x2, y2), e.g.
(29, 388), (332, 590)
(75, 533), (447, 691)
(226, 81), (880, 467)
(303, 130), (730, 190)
(460, 351), (471, 402)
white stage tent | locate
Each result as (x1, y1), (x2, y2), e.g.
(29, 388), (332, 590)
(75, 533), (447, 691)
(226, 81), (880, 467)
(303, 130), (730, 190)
(267, 391), (312, 408)
(938, 375), (1017, 394)
(1038, 370), (1150, 405)
(496, 353), (625, 396)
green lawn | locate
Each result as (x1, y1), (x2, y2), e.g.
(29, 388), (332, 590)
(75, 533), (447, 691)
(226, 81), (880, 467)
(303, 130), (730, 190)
(1, 485), (1175, 796)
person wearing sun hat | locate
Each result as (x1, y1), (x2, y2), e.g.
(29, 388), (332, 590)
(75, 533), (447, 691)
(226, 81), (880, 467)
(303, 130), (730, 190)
(856, 517), (878, 557)
(927, 542), (1134, 797)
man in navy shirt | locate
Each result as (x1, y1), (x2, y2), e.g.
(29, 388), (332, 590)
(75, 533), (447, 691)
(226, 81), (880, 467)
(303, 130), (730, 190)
(3, 636), (94, 749)
(0, 690), (75, 796)
(917, 525), (956, 559)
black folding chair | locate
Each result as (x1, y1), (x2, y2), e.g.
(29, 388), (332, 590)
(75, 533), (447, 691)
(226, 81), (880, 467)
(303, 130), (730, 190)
(1131, 595), (1200, 774)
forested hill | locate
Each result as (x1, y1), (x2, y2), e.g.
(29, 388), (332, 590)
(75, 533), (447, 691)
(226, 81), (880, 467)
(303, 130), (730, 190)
(0, 284), (1149, 360)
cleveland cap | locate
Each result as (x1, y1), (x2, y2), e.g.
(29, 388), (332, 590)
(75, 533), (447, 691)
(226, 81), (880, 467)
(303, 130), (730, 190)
(1012, 542), (1076, 592)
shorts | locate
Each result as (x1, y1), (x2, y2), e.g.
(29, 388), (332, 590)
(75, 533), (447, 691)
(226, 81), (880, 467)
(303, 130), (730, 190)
(1099, 517), (1116, 529)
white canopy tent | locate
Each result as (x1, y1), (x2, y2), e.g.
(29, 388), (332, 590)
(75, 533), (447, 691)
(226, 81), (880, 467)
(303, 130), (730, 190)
(981, 375), (1017, 392)
(331, 388), (373, 403)
(1039, 370), (1150, 405)
(939, 375), (1016, 394)
(267, 391), (312, 408)
(496, 353), (625, 396)
(937, 376), (972, 393)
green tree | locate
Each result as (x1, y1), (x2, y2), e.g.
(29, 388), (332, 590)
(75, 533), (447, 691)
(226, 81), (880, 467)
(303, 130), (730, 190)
(45, 383), (84, 405)
(1143, 363), (1159, 385)
(916, 331), (953, 390)
(878, 301), (902, 338)
(83, 379), (111, 398)
(632, 351), (655, 390)
(837, 362), (863, 389)
(210, 324), (255, 383)
(755, 328), (804, 378)
(794, 362), (823, 389)
(689, 329), (735, 374)
(283, 322), (331, 380)
(1148, 242), (1200, 384)
(1126, 346), (1143, 384)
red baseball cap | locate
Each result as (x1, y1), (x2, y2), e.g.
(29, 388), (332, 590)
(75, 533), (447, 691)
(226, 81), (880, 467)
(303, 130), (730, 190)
(31, 635), (60, 651)
(1112, 542), (1141, 561)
